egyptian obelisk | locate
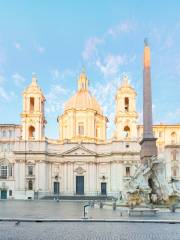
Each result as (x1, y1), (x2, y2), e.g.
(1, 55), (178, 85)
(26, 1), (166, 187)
(140, 39), (157, 164)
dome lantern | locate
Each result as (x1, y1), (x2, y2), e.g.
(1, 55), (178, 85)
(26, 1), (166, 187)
(78, 69), (88, 91)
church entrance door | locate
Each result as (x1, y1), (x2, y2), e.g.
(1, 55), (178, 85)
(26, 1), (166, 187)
(54, 182), (60, 195)
(1, 190), (7, 199)
(76, 176), (84, 195)
(101, 182), (107, 195)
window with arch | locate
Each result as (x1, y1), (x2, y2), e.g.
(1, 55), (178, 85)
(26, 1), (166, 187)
(0, 163), (13, 179)
(28, 180), (33, 190)
(0, 165), (7, 179)
(171, 132), (176, 145)
(29, 126), (35, 139)
(27, 166), (33, 176)
(30, 97), (35, 112)
(125, 166), (131, 177)
(124, 97), (129, 112)
(124, 126), (130, 138)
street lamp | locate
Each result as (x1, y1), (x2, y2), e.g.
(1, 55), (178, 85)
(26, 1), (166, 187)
(83, 204), (89, 219)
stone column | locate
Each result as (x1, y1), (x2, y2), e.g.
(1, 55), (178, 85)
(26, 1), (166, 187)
(140, 39), (157, 163)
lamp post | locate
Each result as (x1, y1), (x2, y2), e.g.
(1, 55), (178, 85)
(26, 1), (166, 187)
(83, 204), (89, 219)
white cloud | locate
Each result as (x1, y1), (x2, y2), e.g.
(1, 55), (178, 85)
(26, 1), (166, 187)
(51, 68), (74, 80)
(164, 36), (173, 49)
(46, 84), (70, 114)
(32, 41), (45, 54)
(0, 47), (6, 65)
(12, 73), (25, 86)
(0, 74), (5, 84)
(108, 21), (135, 37)
(95, 54), (126, 77)
(51, 69), (61, 79)
(14, 42), (22, 50)
(82, 37), (103, 60)
(166, 108), (180, 123)
(0, 86), (9, 101)
(129, 54), (137, 63)
(176, 61), (180, 76)
(37, 46), (45, 53)
(90, 75), (126, 138)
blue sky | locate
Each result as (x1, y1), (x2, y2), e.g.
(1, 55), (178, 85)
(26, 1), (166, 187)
(0, 1), (180, 138)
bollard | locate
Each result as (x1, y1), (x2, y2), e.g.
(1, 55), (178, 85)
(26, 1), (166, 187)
(130, 203), (134, 209)
(170, 204), (176, 213)
(113, 201), (116, 211)
(100, 201), (103, 208)
(91, 201), (94, 208)
(150, 203), (154, 209)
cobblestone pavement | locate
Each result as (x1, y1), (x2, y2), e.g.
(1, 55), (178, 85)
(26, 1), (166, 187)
(0, 222), (180, 240)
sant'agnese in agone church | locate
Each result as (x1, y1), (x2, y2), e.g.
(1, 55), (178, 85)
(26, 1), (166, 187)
(0, 41), (179, 201)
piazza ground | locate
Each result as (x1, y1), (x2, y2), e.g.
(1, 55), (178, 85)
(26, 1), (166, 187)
(0, 201), (180, 239)
(0, 200), (180, 220)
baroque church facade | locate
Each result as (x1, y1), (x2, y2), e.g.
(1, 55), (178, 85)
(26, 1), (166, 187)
(0, 44), (179, 200)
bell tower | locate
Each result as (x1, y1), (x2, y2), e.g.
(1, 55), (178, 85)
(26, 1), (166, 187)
(115, 75), (138, 140)
(21, 74), (46, 141)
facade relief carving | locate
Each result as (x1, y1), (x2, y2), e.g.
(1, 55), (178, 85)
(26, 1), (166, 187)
(74, 166), (86, 175)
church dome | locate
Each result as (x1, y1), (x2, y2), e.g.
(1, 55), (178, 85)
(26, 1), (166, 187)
(64, 71), (103, 115)
(64, 90), (103, 115)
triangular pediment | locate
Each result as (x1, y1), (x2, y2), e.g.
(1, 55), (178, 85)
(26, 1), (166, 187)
(61, 144), (97, 156)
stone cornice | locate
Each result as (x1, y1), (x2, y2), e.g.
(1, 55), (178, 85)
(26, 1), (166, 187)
(165, 145), (180, 149)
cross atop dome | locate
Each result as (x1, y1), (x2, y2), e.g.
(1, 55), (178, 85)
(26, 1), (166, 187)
(78, 68), (89, 91)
